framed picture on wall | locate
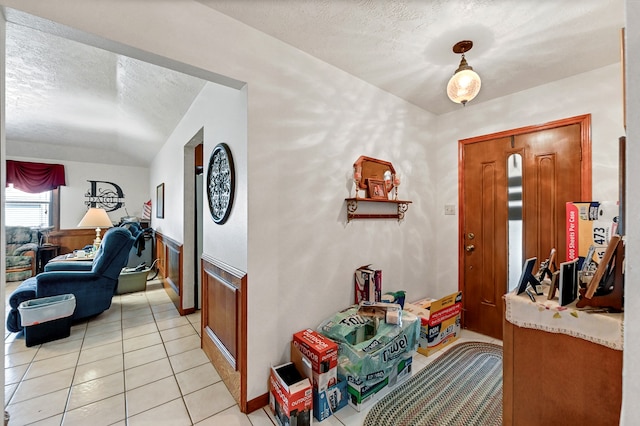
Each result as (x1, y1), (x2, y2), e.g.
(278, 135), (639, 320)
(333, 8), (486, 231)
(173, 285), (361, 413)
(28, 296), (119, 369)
(156, 183), (164, 218)
(367, 178), (388, 200)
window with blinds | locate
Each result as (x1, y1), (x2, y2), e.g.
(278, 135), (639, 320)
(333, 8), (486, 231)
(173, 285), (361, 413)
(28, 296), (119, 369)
(5, 186), (52, 227)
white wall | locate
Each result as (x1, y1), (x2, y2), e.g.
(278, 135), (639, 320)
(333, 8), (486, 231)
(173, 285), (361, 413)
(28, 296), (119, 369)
(150, 82), (248, 309)
(622, 0), (640, 422)
(434, 64), (624, 297)
(7, 156), (149, 228)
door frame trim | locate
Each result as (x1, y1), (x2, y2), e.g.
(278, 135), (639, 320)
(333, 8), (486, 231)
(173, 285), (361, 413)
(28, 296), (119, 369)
(457, 114), (592, 328)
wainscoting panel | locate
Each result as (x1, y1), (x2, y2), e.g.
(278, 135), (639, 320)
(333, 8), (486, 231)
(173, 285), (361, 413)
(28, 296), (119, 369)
(155, 232), (192, 315)
(49, 229), (98, 255)
(201, 256), (247, 411)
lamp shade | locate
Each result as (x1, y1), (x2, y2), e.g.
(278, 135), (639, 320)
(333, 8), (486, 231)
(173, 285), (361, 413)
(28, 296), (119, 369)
(447, 68), (481, 105)
(78, 208), (113, 228)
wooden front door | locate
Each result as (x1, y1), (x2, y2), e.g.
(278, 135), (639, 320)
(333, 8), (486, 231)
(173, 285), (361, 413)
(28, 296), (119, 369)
(460, 115), (591, 339)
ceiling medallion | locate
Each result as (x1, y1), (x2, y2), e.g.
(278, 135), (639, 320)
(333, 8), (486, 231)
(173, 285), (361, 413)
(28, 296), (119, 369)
(207, 143), (235, 224)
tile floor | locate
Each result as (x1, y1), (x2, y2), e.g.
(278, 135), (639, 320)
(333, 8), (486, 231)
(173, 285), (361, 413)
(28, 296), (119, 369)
(4, 279), (501, 425)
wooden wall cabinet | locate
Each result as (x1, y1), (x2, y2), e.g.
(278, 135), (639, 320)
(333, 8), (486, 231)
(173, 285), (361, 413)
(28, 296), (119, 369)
(502, 304), (622, 426)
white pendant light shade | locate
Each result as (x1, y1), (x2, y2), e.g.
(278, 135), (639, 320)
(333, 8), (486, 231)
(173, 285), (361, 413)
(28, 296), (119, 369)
(447, 68), (481, 105)
(447, 40), (481, 106)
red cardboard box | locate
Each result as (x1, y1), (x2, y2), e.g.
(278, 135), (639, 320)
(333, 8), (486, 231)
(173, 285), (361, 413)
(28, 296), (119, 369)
(292, 329), (338, 373)
(354, 264), (382, 303)
(269, 362), (313, 426)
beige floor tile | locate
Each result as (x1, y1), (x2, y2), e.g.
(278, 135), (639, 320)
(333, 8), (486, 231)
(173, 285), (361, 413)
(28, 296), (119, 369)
(23, 352), (79, 380)
(123, 343), (167, 370)
(196, 404), (253, 426)
(175, 362), (221, 396)
(122, 306), (153, 319)
(122, 314), (155, 329)
(22, 413), (63, 426)
(85, 320), (123, 337)
(6, 388), (68, 425)
(125, 358), (173, 391)
(155, 316), (190, 331)
(78, 341), (123, 366)
(62, 393), (125, 426)
(169, 348), (210, 374)
(67, 325), (88, 341)
(11, 367), (75, 404)
(32, 337), (83, 361)
(160, 324), (197, 343)
(5, 339), (34, 355)
(127, 397), (192, 426)
(152, 309), (181, 321)
(90, 309), (122, 325)
(187, 311), (201, 325)
(5, 383), (18, 407)
(125, 376), (181, 417)
(246, 407), (277, 426)
(183, 381), (237, 424)
(82, 329), (122, 350)
(164, 334), (200, 357)
(5, 363), (29, 385)
(4, 346), (38, 368)
(67, 371), (125, 411)
(122, 322), (158, 340)
(123, 331), (163, 353)
(150, 302), (176, 314)
(73, 354), (124, 385)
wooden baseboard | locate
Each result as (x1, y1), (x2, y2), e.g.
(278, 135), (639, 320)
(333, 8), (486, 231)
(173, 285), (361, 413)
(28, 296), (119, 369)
(246, 393), (269, 414)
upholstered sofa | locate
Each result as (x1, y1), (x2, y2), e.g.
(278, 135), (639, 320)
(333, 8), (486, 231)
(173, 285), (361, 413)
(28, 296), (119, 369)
(6, 227), (135, 333)
(5, 226), (39, 282)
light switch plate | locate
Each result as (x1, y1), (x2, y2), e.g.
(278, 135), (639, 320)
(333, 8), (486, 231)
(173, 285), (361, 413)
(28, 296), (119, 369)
(444, 204), (456, 215)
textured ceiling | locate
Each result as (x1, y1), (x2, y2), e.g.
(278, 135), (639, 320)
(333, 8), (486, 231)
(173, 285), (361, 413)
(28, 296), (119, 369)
(4, 1), (625, 167)
(201, 0), (625, 114)
(5, 23), (207, 167)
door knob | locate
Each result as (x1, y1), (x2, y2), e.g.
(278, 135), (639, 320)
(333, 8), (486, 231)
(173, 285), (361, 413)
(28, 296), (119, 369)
(466, 244), (475, 252)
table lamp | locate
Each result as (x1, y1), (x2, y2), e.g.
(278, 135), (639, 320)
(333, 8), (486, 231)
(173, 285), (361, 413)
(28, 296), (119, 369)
(78, 207), (113, 251)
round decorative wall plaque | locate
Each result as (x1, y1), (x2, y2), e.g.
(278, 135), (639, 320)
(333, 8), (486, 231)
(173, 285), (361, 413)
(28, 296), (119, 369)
(207, 143), (235, 224)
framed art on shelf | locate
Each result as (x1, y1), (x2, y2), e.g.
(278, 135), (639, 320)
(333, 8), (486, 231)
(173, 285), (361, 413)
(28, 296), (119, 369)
(367, 179), (388, 200)
(156, 183), (164, 218)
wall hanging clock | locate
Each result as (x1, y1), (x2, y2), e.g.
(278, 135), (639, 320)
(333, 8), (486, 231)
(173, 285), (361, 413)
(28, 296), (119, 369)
(207, 143), (235, 224)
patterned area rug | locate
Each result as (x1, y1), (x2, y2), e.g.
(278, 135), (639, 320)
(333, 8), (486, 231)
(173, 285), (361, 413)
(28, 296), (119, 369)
(363, 341), (503, 426)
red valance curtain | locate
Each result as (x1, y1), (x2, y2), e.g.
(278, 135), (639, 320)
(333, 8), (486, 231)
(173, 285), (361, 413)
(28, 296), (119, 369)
(6, 160), (66, 193)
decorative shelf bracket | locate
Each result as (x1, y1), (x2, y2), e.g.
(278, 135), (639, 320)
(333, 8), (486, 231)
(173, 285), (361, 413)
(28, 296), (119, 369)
(346, 198), (412, 222)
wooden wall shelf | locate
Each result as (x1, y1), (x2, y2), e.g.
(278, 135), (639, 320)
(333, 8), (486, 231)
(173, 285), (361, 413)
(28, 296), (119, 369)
(345, 198), (412, 222)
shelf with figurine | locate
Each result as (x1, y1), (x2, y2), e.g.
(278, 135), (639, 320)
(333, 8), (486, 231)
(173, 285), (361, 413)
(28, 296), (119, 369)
(346, 156), (412, 222)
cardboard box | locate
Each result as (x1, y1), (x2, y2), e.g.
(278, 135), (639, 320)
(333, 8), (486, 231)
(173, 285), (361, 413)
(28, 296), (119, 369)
(406, 292), (462, 357)
(292, 329), (338, 374)
(354, 265), (382, 303)
(291, 341), (337, 393)
(313, 380), (348, 422)
(269, 362), (313, 426)
(566, 201), (619, 263)
(344, 354), (412, 412)
(292, 341), (345, 421)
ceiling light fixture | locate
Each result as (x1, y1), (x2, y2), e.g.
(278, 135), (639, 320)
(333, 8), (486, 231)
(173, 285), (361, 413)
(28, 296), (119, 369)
(447, 40), (481, 106)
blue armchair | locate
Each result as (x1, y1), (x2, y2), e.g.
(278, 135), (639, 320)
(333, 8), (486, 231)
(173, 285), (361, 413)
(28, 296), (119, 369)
(6, 227), (135, 333)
